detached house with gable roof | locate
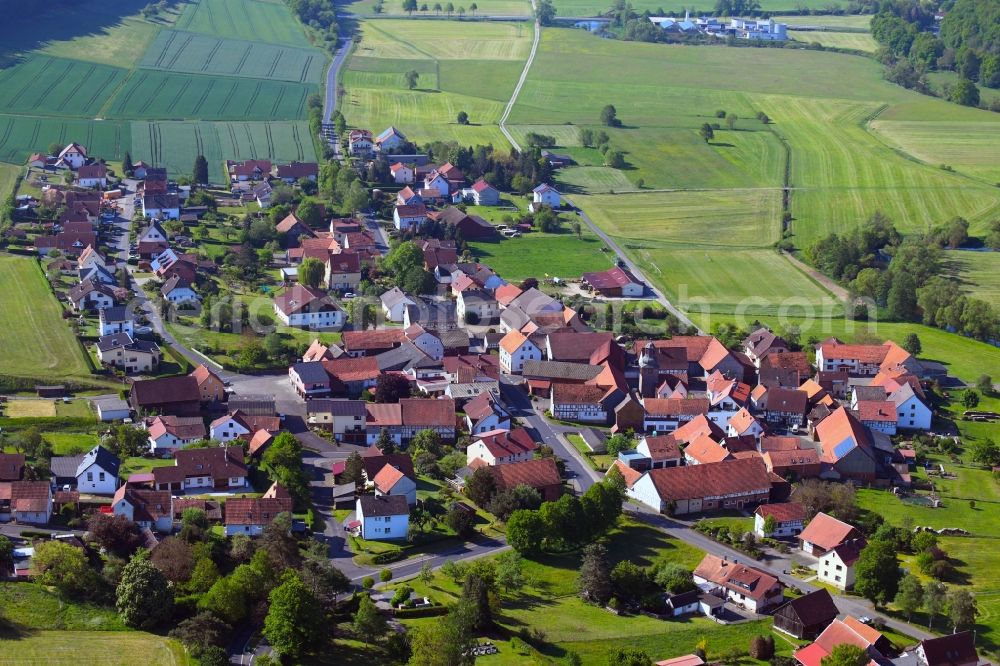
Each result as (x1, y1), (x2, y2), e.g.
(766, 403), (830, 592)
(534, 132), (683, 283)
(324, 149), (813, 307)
(467, 427), (537, 466)
(75, 446), (121, 495)
(147, 415), (207, 456)
(798, 511), (861, 556)
(273, 285), (344, 330)
(112, 485), (172, 532)
(754, 502), (805, 538)
(693, 554), (784, 613)
(628, 457), (771, 515)
(224, 483), (294, 536)
(499, 330), (541, 374)
(151, 446), (248, 492)
(356, 494), (409, 540)
(372, 464), (417, 505)
(463, 390), (511, 434)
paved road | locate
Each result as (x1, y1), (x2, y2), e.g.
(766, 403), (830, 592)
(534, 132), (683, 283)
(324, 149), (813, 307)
(564, 195), (701, 333)
(498, 0), (540, 152)
(322, 40), (352, 125)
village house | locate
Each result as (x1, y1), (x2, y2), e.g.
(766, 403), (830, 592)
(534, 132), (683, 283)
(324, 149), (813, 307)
(227, 159), (271, 182)
(754, 502), (806, 538)
(275, 161), (318, 183)
(428, 206), (497, 240)
(763, 448), (821, 480)
(147, 416), (207, 456)
(161, 275), (200, 306)
(914, 631), (982, 666)
(356, 494), (409, 540)
(581, 266), (644, 298)
(91, 395), (131, 422)
(98, 306), (134, 337)
(151, 446), (248, 492)
(727, 407), (764, 440)
(499, 330), (542, 374)
(393, 203), (428, 231)
(798, 511), (861, 556)
(467, 428), (538, 466)
(815, 407), (881, 482)
(275, 213), (316, 247)
(742, 328), (791, 367)
(693, 554), (784, 613)
(488, 457), (562, 501)
(684, 434), (732, 465)
(348, 129), (374, 156)
(324, 357), (380, 397)
(273, 285), (345, 330)
(628, 456), (771, 515)
(191, 364), (225, 403)
(288, 361), (332, 399)
(69, 279), (117, 311)
(77, 163), (108, 189)
(325, 252), (362, 291)
(129, 375), (201, 416)
(95, 332), (161, 373)
(306, 399), (367, 443)
(816, 538), (867, 590)
(224, 483), (294, 536)
(755, 386), (808, 427)
(551, 383), (617, 423)
(0, 482), (52, 524)
(375, 126), (407, 152)
(643, 398), (710, 433)
(342, 329), (406, 357)
(532, 183), (561, 209)
(871, 370), (932, 431)
(815, 340), (918, 377)
(57, 142), (88, 169)
(463, 390), (511, 434)
(456, 288), (499, 325)
(71, 445), (119, 496)
(142, 193), (181, 220)
(772, 589), (839, 639)
(372, 464), (417, 505)
(634, 435), (683, 469)
(112, 485), (172, 532)
(380, 287), (417, 323)
(208, 411), (280, 444)
(793, 617), (892, 666)
(468, 179), (500, 205)
(390, 163), (414, 184)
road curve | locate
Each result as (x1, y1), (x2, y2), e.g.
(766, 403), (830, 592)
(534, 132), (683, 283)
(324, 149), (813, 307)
(498, 0), (540, 152)
(564, 195), (701, 332)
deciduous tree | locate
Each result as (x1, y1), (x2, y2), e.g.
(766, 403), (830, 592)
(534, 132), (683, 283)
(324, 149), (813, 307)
(116, 557), (174, 629)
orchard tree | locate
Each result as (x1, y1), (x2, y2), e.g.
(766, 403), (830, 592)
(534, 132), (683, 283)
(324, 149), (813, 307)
(456, 110), (469, 125)
(116, 557), (174, 629)
(405, 70), (420, 89)
(699, 123), (715, 143)
(948, 589), (977, 630)
(903, 333), (922, 356)
(506, 509), (545, 554)
(894, 574), (924, 622)
(600, 104), (618, 127)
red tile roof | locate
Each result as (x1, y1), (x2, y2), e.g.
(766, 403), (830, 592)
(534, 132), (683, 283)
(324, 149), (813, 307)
(490, 457), (561, 492)
(552, 382), (610, 405)
(225, 496), (293, 526)
(341, 329), (405, 352)
(643, 397), (710, 417)
(582, 266), (641, 290)
(400, 398), (455, 427)
(798, 512), (859, 551)
(685, 434), (732, 464)
(645, 457), (771, 502)
(322, 356), (379, 383)
(755, 502), (805, 523)
(694, 554), (780, 602)
(474, 428), (537, 458)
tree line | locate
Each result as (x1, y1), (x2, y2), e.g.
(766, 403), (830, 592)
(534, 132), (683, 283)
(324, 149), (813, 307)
(806, 211), (999, 342)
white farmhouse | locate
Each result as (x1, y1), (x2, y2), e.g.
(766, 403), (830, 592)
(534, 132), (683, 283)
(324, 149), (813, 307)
(356, 495), (409, 540)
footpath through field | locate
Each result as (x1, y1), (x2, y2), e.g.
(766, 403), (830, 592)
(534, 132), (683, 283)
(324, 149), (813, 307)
(498, 0), (540, 152)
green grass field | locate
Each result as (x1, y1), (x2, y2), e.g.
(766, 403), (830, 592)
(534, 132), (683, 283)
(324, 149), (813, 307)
(0, 56), (128, 118)
(341, 20), (529, 146)
(773, 15), (872, 28)
(174, 0), (311, 45)
(870, 118), (1000, 183)
(942, 251), (1000, 303)
(130, 120), (316, 183)
(0, 116), (130, 164)
(140, 29), (326, 83)
(0, 256), (95, 385)
(0, 163), (19, 201)
(0, 632), (190, 666)
(470, 226), (614, 281)
(789, 31), (878, 52)
(105, 70), (314, 120)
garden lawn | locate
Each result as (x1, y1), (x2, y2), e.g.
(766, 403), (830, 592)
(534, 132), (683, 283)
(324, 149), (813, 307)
(43, 432), (101, 455)
(0, 256), (96, 386)
(469, 227), (614, 282)
(0, 631), (191, 666)
(119, 457), (178, 478)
